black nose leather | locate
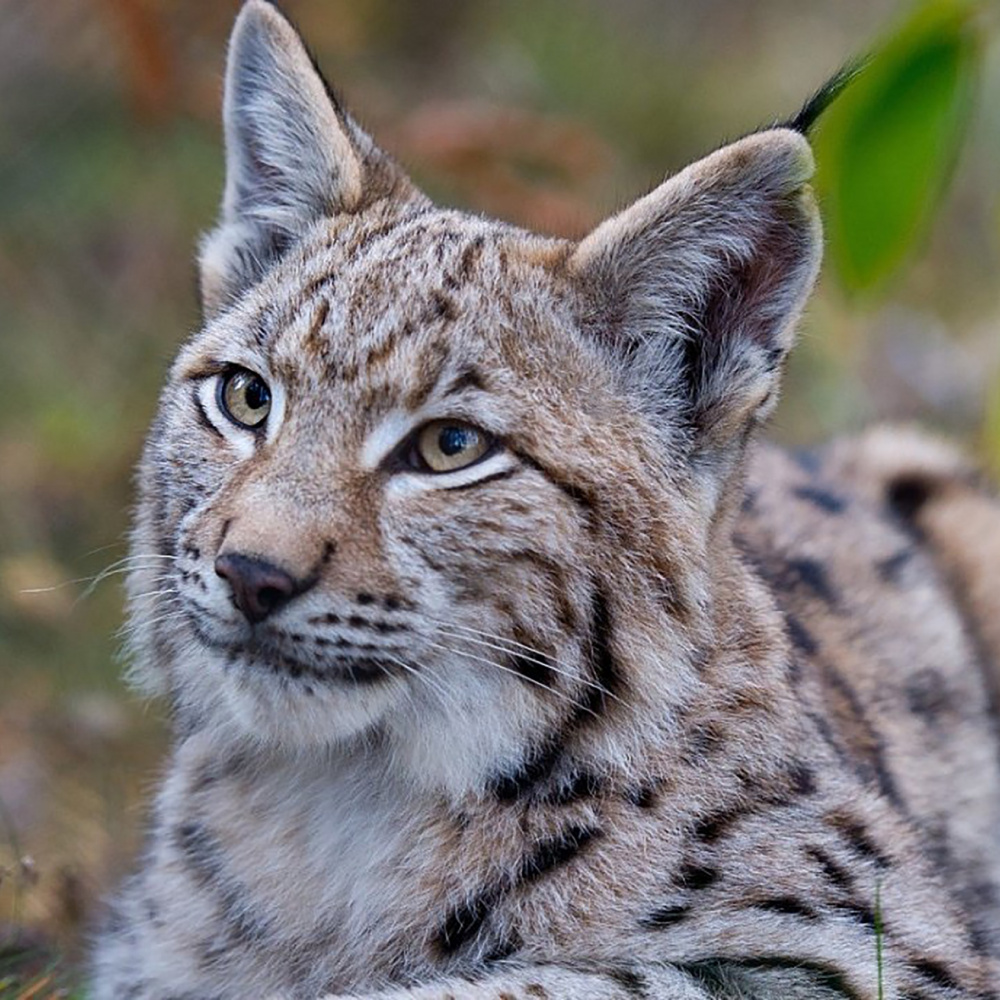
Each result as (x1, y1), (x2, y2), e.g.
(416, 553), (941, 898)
(215, 553), (299, 624)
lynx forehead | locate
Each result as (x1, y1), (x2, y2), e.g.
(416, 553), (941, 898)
(93, 2), (1000, 999)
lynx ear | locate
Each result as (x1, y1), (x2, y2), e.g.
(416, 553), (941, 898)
(199, 0), (419, 317)
(569, 129), (821, 470)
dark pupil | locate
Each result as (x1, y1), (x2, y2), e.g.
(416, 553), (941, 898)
(438, 426), (472, 456)
(244, 377), (269, 411)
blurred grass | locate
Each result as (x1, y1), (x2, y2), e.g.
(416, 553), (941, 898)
(1, 0), (998, 994)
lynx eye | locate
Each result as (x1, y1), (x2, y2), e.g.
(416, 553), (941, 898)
(414, 420), (492, 473)
(217, 368), (272, 429)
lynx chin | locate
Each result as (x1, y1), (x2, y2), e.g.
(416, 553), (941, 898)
(91, 3), (1000, 998)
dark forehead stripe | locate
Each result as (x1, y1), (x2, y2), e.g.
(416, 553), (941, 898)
(241, 210), (454, 352)
(442, 367), (488, 397)
(302, 298), (331, 360)
(404, 340), (452, 412)
(458, 236), (486, 279)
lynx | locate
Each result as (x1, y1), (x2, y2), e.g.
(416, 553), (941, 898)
(92, 3), (1000, 998)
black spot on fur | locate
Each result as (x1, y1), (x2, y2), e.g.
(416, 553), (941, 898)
(626, 781), (660, 809)
(793, 485), (847, 514)
(481, 931), (522, 964)
(905, 669), (954, 726)
(488, 581), (623, 801)
(693, 761), (814, 845)
(753, 896), (818, 920)
(681, 720), (726, 764)
(817, 662), (908, 811)
(174, 822), (270, 947)
(909, 958), (965, 994)
(458, 236), (485, 279)
(747, 552), (840, 608)
(828, 815), (893, 870)
(785, 614), (818, 656)
(434, 890), (496, 957)
(805, 845), (854, 891)
(578, 582), (627, 711)
(429, 290), (458, 322)
(608, 970), (648, 997)
(875, 548), (914, 583)
(683, 957), (862, 1000)
(189, 750), (252, 794)
(693, 806), (745, 845)
(433, 824), (600, 957)
(677, 861), (718, 891)
(788, 557), (839, 604)
(887, 475), (936, 524)
(792, 448), (823, 474)
(175, 823), (222, 886)
(488, 739), (564, 802)
(834, 899), (877, 930)
(547, 770), (602, 805)
(640, 903), (691, 928)
(518, 824), (602, 884)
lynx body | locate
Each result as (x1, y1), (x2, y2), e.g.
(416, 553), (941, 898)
(92, 4), (1000, 998)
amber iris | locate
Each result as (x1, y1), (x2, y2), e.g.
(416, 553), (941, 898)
(218, 369), (272, 429)
(415, 420), (492, 472)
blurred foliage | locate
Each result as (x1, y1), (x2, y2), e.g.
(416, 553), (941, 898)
(0, 0), (998, 994)
(814, 0), (983, 296)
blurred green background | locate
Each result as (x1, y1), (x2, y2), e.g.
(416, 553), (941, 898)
(1, 0), (999, 993)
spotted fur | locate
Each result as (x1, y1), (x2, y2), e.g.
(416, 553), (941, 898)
(91, 3), (1000, 999)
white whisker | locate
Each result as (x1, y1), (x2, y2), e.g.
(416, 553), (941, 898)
(428, 619), (621, 704)
(384, 653), (455, 708)
(423, 638), (599, 717)
(19, 558), (175, 597)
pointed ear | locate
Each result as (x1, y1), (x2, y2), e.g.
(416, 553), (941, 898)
(569, 129), (821, 469)
(199, 0), (421, 317)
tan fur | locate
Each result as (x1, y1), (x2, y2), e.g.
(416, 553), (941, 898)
(91, 4), (1000, 999)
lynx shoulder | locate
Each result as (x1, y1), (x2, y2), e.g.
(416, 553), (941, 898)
(91, 3), (1000, 999)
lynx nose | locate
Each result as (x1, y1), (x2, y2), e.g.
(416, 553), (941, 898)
(215, 553), (300, 624)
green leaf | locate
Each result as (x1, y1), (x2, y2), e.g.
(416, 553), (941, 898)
(812, 0), (983, 296)
(985, 373), (1000, 479)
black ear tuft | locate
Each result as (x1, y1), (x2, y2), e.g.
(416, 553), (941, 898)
(781, 59), (867, 135)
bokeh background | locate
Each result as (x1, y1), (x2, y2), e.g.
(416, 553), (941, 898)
(1, 0), (999, 993)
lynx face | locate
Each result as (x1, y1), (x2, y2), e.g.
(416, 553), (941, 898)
(137, 210), (641, 765)
(126, 0), (819, 794)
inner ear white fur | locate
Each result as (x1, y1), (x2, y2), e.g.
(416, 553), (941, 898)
(569, 129), (822, 460)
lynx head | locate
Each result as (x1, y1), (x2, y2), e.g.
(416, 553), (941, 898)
(127, 0), (820, 795)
